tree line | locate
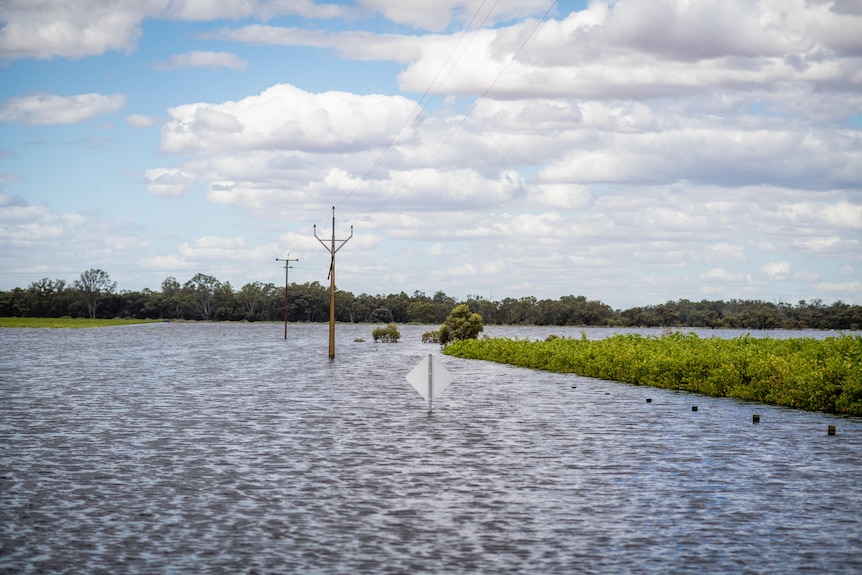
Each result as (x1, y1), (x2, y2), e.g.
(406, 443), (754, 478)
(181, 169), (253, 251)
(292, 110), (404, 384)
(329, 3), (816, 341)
(1, 269), (860, 330)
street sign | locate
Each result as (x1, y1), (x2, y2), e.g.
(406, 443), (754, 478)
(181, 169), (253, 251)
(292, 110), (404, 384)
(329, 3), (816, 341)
(405, 353), (453, 412)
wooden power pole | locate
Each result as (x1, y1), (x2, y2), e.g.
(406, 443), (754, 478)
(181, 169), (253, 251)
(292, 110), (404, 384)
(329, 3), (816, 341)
(275, 254), (298, 339)
(315, 206), (353, 360)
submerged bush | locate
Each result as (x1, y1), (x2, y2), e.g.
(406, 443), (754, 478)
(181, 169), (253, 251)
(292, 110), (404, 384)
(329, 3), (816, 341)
(444, 333), (862, 416)
(372, 322), (401, 343)
(438, 303), (483, 345)
(422, 330), (440, 343)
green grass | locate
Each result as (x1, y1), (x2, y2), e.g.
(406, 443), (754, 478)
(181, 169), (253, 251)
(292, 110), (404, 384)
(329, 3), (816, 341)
(444, 332), (862, 416)
(0, 317), (164, 329)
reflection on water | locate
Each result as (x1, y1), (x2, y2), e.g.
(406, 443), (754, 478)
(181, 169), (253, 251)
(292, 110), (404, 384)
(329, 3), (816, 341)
(1, 323), (861, 574)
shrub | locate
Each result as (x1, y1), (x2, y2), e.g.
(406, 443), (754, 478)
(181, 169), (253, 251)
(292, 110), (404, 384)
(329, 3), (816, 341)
(443, 333), (862, 416)
(372, 322), (401, 343)
(422, 330), (441, 343)
(438, 303), (483, 345)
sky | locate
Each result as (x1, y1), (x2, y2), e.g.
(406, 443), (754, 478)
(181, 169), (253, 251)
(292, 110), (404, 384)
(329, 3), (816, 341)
(1, 0), (860, 310)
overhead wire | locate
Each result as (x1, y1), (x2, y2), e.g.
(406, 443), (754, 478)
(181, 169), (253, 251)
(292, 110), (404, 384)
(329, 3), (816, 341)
(302, 1), (505, 278)
(335, 0), (499, 211)
(305, 1), (557, 284)
(369, 0), (558, 214)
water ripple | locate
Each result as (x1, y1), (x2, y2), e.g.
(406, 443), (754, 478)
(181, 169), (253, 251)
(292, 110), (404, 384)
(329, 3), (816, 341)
(1, 323), (861, 574)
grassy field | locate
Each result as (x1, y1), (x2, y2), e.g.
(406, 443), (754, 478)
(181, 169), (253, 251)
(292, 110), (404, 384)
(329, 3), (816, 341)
(0, 317), (164, 329)
(444, 332), (862, 416)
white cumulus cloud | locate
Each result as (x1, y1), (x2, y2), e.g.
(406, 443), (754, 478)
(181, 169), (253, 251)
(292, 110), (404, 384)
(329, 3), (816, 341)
(160, 83), (416, 154)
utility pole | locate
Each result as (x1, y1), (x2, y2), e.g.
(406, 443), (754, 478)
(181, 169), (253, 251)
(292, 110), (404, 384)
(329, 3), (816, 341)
(314, 206), (353, 360)
(275, 254), (298, 339)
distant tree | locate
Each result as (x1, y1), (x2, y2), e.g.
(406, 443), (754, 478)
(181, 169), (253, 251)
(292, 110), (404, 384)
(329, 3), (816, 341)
(160, 276), (185, 318)
(438, 303), (484, 345)
(26, 278), (70, 317)
(237, 281), (276, 321)
(370, 307), (395, 323)
(183, 273), (222, 320)
(74, 269), (117, 319)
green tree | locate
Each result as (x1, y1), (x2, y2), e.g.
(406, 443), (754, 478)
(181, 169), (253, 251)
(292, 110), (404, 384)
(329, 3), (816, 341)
(74, 269), (117, 319)
(438, 303), (484, 345)
(370, 307), (394, 323)
(183, 273), (222, 320)
(237, 281), (276, 321)
(26, 278), (70, 317)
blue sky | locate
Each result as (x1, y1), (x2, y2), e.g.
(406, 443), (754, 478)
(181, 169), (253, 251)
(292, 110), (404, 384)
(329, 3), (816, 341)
(1, 0), (860, 309)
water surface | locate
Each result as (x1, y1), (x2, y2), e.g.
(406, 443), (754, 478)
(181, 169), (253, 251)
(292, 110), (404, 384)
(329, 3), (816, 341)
(1, 323), (860, 574)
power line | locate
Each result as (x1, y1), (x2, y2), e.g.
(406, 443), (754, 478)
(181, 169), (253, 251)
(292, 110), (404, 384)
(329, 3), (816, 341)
(370, 0), (558, 214)
(336, 0), (500, 211)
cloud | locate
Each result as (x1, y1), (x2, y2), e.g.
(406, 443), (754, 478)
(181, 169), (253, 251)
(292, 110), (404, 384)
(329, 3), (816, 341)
(214, 2), (862, 102)
(792, 236), (843, 252)
(0, 0), (347, 61)
(814, 280), (862, 295)
(153, 51), (247, 71)
(179, 236), (247, 260)
(0, 195), (148, 275)
(160, 83), (416, 154)
(700, 268), (748, 282)
(0, 0), (145, 60)
(145, 168), (196, 198)
(355, 0), (553, 31)
(761, 261), (792, 279)
(127, 114), (160, 128)
(0, 93), (126, 125)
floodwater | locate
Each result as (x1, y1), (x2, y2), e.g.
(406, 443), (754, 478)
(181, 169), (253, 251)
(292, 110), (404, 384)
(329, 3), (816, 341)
(1, 323), (860, 574)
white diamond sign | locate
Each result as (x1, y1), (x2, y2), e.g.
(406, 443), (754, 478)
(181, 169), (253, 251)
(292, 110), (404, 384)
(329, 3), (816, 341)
(405, 354), (453, 412)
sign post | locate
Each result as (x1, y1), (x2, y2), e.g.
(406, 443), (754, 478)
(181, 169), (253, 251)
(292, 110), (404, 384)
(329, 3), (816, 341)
(406, 354), (453, 413)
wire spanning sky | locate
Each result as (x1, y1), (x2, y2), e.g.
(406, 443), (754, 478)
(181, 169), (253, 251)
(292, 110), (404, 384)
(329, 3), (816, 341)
(1, 0), (860, 309)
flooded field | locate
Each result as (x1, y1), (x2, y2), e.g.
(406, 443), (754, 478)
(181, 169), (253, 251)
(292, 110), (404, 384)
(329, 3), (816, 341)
(1, 323), (861, 574)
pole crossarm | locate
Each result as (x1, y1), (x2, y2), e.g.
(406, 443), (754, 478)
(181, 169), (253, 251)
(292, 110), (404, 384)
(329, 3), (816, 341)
(314, 206), (353, 360)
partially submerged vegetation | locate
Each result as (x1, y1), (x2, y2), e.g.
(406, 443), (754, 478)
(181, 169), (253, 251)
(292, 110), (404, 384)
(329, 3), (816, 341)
(372, 322), (401, 343)
(0, 317), (162, 329)
(423, 303), (484, 344)
(444, 332), (862, 416)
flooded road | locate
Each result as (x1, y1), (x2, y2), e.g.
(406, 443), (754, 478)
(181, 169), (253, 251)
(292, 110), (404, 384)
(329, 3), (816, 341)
(2, 323), (861, 573)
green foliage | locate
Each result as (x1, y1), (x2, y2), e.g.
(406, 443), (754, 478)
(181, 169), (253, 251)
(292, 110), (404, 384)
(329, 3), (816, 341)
(372, 322), (401, 343)
(439, 304), (484, 345)
(74, 269), (117, 319)
(369, 307), (394, 323)
(444, 333), (862, 417)
(422, 330), (441, 343)
(2, 270), (861, 329)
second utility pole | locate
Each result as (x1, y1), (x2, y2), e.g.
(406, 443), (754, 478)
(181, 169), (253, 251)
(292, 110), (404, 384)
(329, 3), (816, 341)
(315, 206), (353, 360)
(275, 253), (298, 339)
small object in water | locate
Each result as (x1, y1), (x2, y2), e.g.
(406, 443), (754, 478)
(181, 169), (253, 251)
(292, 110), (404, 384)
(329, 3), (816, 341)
(752, 414), (760, 423)
(646, 398), (652, 403)
(692, 405), (698, 412)
(828, 425), (836, 436)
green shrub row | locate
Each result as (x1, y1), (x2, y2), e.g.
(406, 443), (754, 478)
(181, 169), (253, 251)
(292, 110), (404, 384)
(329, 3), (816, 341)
(444, 332), (862, 416)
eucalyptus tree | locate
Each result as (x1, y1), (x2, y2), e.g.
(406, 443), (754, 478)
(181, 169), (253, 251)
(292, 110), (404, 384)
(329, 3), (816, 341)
(183, 273), (223, 320)
(74, 269), (117, 319)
